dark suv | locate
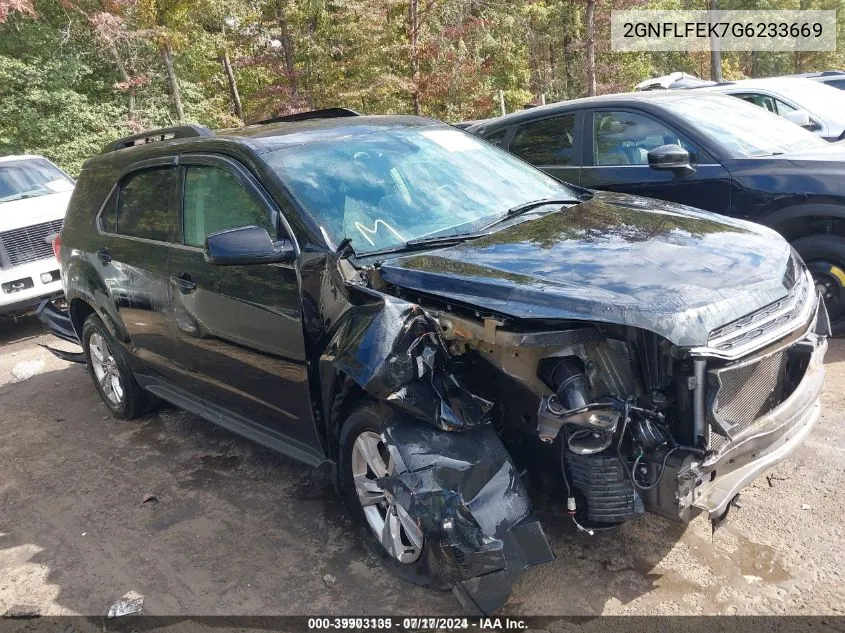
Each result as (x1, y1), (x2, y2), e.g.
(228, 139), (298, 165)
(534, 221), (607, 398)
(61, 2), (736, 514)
(39, 109), (829, 613)
(467, 91), (845, 329)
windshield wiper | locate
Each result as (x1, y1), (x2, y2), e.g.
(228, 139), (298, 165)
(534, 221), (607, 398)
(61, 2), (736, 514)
(0, 191), (48, 203)
(404, 233), (478, 247)
(479, 197), (578, 230)
(357, 197), (580, 260)
(359, 233), (477, 259)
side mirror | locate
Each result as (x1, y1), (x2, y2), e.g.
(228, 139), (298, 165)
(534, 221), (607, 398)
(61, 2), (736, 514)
(204, 225), (295, 266)
(782, 109), (811, 127)
(647, 144), (694, 177)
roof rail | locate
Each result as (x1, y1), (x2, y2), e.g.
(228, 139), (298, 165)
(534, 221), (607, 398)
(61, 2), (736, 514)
(254, 107), (361, 125)
(102, 124), (213, 154)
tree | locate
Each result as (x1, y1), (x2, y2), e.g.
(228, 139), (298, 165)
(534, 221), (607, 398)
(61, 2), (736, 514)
(585, 0), (596, 96)
(709, 0), (722, 81)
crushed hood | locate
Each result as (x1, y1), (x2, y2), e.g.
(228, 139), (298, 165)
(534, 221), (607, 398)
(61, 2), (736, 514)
(377, 192), (797, 347)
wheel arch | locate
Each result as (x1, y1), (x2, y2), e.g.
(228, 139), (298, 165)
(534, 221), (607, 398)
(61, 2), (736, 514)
(64, 255), (130, 343)
(322, 369), (370, 462)
(759, 203), (845, 242)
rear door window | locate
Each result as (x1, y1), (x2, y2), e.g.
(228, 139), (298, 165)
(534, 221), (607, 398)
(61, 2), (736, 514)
(112, 167), (179, 243)
(509, 115), (577, 166)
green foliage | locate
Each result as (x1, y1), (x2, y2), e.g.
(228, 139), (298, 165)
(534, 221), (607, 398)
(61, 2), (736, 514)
(0, 16), (130, 174)
(2, 0), (845, 175)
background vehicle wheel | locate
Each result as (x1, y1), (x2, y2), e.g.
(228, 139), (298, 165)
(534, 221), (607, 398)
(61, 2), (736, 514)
(792, 234), (845, 334)
(338, 402), (448, 589)
(81, 314), (158, 419)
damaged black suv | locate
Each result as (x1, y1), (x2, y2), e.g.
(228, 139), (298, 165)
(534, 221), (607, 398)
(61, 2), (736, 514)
(39, 109), (829, 613)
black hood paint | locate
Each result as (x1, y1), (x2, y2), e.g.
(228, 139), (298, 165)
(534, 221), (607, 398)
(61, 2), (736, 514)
(378, 192), (797, 347)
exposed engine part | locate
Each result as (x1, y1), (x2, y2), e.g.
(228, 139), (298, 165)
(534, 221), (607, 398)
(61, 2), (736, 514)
(536, 357), (622, 442)
(567, 496), (595, 536)
(693, 357), (707, 446)
(566, 450), (644, 523)
(538, 397), (622, 442)
(560, 444), (596, 535)
(538, 357), (590, 409)
(630, 447), (679, 491)
(630, 415), (670, 450)
(567, 427), (614, 455)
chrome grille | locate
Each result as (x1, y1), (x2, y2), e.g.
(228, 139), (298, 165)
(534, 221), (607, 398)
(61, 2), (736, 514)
(708, 350), (788, 450)
(0, 219), (62, 267)
(708, 274), (810, 354)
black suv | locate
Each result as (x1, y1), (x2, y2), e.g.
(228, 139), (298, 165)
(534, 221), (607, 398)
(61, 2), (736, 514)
(39, 109), (829, 613)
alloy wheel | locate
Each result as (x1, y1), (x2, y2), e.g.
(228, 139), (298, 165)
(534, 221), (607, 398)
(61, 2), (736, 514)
(350, 431), (423, 564)
(88, 332), (124, 406)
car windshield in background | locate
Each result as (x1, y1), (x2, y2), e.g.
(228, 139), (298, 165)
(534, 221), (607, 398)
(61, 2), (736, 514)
(662, 96), (829, 158)
(265, 126), (574, 253)
(0, 158), (74, 204)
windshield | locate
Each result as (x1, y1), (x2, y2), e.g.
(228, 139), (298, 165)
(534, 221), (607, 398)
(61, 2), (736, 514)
(265, 126), (575, 253)
(0, 158), (74, 204)
(662, 95), (829, 158)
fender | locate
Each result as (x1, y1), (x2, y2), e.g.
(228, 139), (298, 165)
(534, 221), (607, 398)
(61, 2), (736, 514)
(319, 288), (493, 434)
(378, 417), (554, 614)
(64, 255), (129, 343)
(758, 202), (845, 234)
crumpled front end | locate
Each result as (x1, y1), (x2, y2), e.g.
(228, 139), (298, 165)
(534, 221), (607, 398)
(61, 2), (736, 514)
(379, 419), (554, 613)
(677, 283), (830, 522)
(315, 278), (551, 613)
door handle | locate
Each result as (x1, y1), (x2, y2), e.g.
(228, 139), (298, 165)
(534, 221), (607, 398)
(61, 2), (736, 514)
(96, 248), (111, 265)
(171, 272), (198, 295)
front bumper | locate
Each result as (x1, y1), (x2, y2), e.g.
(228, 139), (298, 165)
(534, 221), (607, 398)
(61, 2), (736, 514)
(35, 298), (86, 363)
(0, 258), (62, 315)
(691, 333), (827, 519)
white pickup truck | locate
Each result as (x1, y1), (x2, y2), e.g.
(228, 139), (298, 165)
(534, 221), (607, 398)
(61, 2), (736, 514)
(0, 155), (74, 318)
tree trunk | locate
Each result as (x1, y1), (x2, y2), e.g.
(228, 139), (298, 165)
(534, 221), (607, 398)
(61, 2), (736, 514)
(219, 49), (244, 122)
(409, 0), (421, 115)
(160, 43), (184, 123)
(709, 0), (723, 82)
(562, 28), (572, 99)
(585, 0), (596, 96)
(109, 45), (136, 121)
(274, 0), (298, 98)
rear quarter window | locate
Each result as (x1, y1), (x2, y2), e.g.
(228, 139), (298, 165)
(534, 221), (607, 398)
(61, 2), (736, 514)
(110, 167), (179, 243)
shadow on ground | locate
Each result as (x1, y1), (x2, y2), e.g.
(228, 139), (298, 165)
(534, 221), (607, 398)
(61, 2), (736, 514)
(0, 359), (692, 616)
(0, 313), (48, 347)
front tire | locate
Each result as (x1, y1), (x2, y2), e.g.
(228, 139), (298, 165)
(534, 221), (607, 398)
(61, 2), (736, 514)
(338, 402), (447, 589)
(81, 314), (157, 419)
(792, 234), (845, 333)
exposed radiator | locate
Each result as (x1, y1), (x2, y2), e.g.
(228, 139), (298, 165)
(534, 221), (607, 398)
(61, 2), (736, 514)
(708, 349), (788, 450)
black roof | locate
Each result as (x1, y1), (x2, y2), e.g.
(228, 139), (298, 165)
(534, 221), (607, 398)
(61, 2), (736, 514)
(217, 115), (436, 148)
(83, 114), (441, 171)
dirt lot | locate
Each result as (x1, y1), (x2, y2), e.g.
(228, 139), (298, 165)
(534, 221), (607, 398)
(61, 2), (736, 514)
(1, 314), (844, 617)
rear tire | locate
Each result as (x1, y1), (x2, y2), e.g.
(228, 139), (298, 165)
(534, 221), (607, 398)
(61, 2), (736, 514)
(81, 314), (157, 419)
(792, 234), (845, 334)
(338, 402), (448, 590)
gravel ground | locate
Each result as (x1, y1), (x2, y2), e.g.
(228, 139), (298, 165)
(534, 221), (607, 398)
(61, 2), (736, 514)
(0, 314), (843, 616)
